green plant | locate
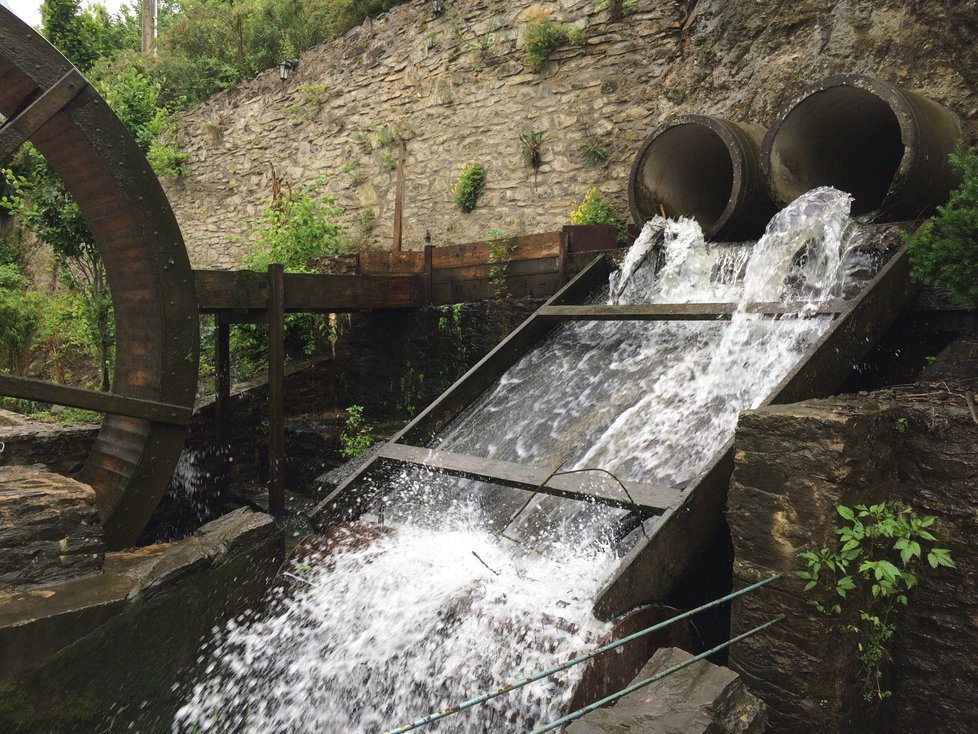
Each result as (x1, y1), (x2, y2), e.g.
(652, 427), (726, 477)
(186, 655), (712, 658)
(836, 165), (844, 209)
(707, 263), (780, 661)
(340, 404), (374, 458)
(904, 144), (978, 309)
(379, 150), (398, 171)
(519, 129), (545, 170)
(200, 117), (222, 142)
(594, 0), (638, 17)
(571, 186), (628, 246)
(799, 502), (955, 702)
(580, 141), (608, 166)
(0, 263), (37, 371)
(396, 362), (424, 418)
(895, 417), (908, 433)
(523, 10), (584, 72)
(358, 207), (376, 239)
(487, 229), (517, 298)
(453, 162), (487, 213)
(372, 125), (401, 148)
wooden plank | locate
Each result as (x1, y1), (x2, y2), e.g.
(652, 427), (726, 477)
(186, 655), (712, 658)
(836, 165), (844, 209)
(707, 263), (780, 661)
(194, 270), (423, 312)
(0, 69), (84, 163)
(0, 374), (192, 425)
(267, 264), (285, 515)
(358, 250), (424, 274)
(592, 247), (921, 620)
(377, 443), (677, 513)
(311, 253), (610, 527)
(215, 316), (231, 447)
(537, 302), (845, 321)
(430, 232), (561, 270)
(429, 256), (560, 284)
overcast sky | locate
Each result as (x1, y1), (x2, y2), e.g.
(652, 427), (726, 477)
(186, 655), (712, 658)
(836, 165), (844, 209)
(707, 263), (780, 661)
(3, 0), (130, 30)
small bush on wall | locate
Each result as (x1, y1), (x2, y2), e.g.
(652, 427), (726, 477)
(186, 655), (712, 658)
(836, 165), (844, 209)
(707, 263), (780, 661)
(523, 10), (585, 72)
(453, 162), (487, 213)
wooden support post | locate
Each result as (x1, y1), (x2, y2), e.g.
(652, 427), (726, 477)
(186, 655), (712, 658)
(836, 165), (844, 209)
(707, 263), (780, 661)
(422, 244), (433, 306)
(215, 315), (231, 449)
(558, 231), (569, 285)
(267, 264), (286, 515)
(392, 140), (406, 252)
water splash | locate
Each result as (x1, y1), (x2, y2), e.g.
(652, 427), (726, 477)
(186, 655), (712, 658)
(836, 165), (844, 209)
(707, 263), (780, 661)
(175, 187), (880, 733)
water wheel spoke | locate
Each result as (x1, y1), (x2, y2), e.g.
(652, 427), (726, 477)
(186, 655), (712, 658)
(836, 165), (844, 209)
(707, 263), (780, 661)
(0, 68), (85, 164)
(0, 374), (192, 426)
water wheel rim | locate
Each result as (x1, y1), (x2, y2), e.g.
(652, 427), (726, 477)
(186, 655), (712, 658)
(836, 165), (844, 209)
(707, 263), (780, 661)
(0, 8), (199, 548)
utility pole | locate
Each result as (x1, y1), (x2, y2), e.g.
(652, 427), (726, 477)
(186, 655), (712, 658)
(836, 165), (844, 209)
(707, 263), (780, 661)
(141, 0), (156, 57)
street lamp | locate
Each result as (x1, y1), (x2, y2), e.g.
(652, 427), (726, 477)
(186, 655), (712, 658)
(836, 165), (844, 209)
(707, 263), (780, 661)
(279, 59), (299, 81)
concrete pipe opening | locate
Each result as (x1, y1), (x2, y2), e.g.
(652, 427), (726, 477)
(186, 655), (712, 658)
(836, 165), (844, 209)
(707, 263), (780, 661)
(629, 115), (774, 241)
(763, 75), (961, 220)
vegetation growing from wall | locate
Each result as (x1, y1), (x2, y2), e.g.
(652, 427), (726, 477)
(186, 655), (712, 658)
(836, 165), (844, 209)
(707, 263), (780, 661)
(570, 186), (626, 245)
(487, 229), (517, 298)
(340, 404), (374, 458)
(799, 501), (955, 702)
(453, 162), (487, 213)
(904, 145), (978, 309)
(522, 9), (585, 72)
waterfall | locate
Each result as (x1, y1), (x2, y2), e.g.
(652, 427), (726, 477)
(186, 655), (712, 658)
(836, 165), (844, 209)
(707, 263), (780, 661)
(174, 187), (879, 733)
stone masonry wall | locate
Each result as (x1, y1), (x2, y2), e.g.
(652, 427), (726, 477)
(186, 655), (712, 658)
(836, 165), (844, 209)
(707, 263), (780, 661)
(164, 0), (978, 268)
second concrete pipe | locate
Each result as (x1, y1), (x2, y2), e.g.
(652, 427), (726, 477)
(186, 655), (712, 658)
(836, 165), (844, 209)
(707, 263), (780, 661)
(762, 74), (961, 221)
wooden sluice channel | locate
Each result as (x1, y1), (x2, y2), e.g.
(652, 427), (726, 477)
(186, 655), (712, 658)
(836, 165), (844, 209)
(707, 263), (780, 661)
(313, 244), (920, 620)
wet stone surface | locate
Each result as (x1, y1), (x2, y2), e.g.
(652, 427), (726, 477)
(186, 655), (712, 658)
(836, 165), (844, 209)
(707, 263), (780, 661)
(0, 467), (104, 590)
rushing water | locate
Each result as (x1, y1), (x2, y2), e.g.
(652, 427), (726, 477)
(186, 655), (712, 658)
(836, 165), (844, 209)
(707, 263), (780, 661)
(174, 188), (881, 733)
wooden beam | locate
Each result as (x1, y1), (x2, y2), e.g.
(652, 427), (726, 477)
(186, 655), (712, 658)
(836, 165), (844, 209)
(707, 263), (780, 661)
(378, 443), (677, 513)
(537, 302), (845, 321)
(0, 374), (191, 425)
(0, 69), (85, 163)
(267, 264), (285, 515)
(392, 140), (405, 252)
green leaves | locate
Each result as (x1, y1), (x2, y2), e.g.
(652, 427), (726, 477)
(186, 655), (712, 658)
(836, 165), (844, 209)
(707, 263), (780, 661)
(453, 162), (487, 214)
(798, 500), (954, 701)
(904, 143), (978, 309)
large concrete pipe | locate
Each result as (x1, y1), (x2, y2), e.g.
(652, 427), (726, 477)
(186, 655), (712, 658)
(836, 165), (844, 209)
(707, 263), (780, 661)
(628, 114), (775, 240)
(763, 74), (961, 220)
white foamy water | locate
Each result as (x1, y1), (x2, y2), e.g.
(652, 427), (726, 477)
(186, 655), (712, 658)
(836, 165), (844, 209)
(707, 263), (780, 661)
(175, 187), (879, 733)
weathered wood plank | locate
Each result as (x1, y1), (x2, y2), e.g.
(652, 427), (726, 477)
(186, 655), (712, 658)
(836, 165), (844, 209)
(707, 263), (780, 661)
(537, 302), (845, 321)
(194, 270), (423, 312)
(429, 272), (563, 305)
(377, 443), (677, 513)
(0, 374), (192, 425)
(430, 232), (561, 269)
(429, 256), (560, 285)
(592, 247), (920, 620)
(0, 68), (84, 163)
(358, 250), (424, 274)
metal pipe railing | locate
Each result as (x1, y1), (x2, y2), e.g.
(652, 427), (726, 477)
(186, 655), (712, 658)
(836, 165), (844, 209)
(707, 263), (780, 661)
(378, 574), (782, 734)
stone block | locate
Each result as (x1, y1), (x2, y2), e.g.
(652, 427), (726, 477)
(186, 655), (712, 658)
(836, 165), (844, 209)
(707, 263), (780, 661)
(0, 467), (104, 590)
(565, 646), (767, 733)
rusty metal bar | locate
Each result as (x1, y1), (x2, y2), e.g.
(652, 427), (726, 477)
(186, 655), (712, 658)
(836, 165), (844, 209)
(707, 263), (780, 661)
(0, 374), (191, 425)
(377, 443), (676, 513)
(0, 68), (85, 163)
(267, 264), (285, 515)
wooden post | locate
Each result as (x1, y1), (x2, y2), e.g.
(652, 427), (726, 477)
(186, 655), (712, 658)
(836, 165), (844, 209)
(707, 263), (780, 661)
(422, 244), (433, 306)
(392, 140), (406, 252)
(140, 0), (156, 57)
(558, 231), (569, 285)
(267, 264), (286, 515)
(215, 315), (231, 449)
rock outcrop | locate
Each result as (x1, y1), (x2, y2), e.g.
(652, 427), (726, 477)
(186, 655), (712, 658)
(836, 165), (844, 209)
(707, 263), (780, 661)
(727, 388), (978, 733)
(0, 467), (104, 589)
(566, 646), (767, 733)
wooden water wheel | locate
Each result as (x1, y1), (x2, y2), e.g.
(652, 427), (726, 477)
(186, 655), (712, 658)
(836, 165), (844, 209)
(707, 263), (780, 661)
(0, 8), (199, 548)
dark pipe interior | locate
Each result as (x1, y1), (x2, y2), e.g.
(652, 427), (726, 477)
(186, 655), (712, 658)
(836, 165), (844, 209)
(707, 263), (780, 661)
(634, 125), (734, 227)
(769, 87), (905, 215)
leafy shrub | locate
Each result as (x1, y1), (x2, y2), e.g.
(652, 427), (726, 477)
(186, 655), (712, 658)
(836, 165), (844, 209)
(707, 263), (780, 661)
(243, 176), (347, 272)
(904, 145), (978, 308)
(799, 501), (954, 701)
(488, 229), (517, 298)
(0, 264), (37, 370)
(519, 130), (544, 170)
(340, 404), (374, 458)
(453, 162), (487, 213)
(571, 186), (628, 246)
(523, 10), (585, 72)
